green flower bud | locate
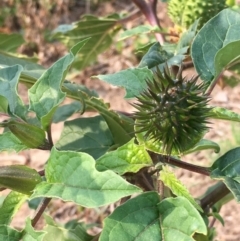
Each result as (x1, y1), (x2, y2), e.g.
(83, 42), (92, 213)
(7, 120), (50, 150)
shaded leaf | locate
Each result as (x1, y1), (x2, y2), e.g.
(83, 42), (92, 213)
(29, 39), (89, 130)
(96, 139), (152, 175)
(31, 148), (142, 207)
(160, 167), (203, 212)
(56, 116), (114, 159)
(52, 14), (120, 69)
(0, 225), (22, 241)
(52, 101), (82, 123)
(0, 191), (27, 225)
(0, 65), (27, 119)
(95, 67), (153, 98)
(192, 9), (240, 82)
(100, 192), (207, 241)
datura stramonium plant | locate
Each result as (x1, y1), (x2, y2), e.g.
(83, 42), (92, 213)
(133, 67), (212, 155)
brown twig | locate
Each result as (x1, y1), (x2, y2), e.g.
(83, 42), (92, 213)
(200, 182), (230, 210)
(31, 197), (52, 227)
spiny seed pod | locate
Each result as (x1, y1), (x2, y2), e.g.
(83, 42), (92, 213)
(133, 67), (211, 155)
(168, 0), (226, 30)
(7, 120), (50, 150)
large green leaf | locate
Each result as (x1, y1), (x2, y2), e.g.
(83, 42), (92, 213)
(210, 107), (240, 122)
(31, 148), (141, 207)
(52, 14), (120, 69)
(95, 67), (153, 99)
(96, 139), (152, 175)
(100, 192), (207, 241)
(160, 167), (202, 212)
(56, 116), (114, 159)
(0, 191), (27, 225)
(28, 39), (89, 130)
(0, 65), (27, 119)
(191, 9), (240, 82)
(0, 165), (42, 195)
(0, 132), (28, 153)
(0, 225), (22, 241)
(211, 147), (240, 201)
(0, 96), (8, 113)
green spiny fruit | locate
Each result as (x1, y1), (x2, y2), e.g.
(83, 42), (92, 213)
(133, 67), (211, 155)
(7, 120), (50, 150)
(168, 0), (226, 30)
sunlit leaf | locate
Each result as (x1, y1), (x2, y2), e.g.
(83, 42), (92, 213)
(31, 148), (141, 207)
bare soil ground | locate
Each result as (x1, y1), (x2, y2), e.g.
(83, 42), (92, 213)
(0, 1), (240, 240)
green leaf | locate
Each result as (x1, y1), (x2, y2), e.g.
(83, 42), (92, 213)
(95, 67), (153, 99)
(28, 39), (89, 130)
(0, 33), (24, 53)
(118, 25), (159, 41)
(0, 225), (22, 241)
(138, 26), (196, 70)
(211, 147), (240, 201)
(100, 192), (207, 241)
(0, 96), (8, 113)
(42, 215), (94, 241)
(52, 14), (120, 69)
(160, 167), (203, 212)
(22, 218), (46, 241)
(31, 148), (142, 207)
(0, 132), (28, 153)
(183, 139), (220, 155)
(85, 96), (133, 145)
(96, 139), (152, 175)
(0, 65), (27, 119)
(210, 107), (240, 122)
(0, 191), (27, 225)
(0, 53), (44, 80)
(176, 19), (199, 54)
(52, 101), (82, 123)
(0, 165), (42, 195)
(56, 116), (114, 159)
(191, 9), (240, 82)
(214, 40), (240, 80)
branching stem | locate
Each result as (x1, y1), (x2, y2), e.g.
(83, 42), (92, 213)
(161, 155), (211, 176)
